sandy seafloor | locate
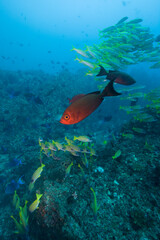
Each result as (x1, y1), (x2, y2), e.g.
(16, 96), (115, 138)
(0, 68), (160, 240)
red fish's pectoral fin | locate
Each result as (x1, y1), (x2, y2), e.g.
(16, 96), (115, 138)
(96, 65), (108, 76)
(101, 80), (121, 97)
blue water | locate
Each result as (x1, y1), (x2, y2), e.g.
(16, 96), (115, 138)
(0, 0), (160, 73)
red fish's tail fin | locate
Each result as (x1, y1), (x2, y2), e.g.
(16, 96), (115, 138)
(101, 80), (121, 97)
(96, 65), (108, 76)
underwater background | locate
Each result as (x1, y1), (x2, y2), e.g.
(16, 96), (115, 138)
(0, 0), (160, 239)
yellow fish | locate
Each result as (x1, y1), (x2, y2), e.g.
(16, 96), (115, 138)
(75, 58), (95, 68)
(70, 151), (79, 157)
(122, 133), (134, 139)
(31, 163), (45, 183)
(71, 47), (89, 58)
(89, 147), (96, 156)
(78, 164), (86, 178)
(10, 215), (25, 234)
(22, 200), (28, 220)
(132, 127), (146, 134)
(74, 136), (92, 142)
(29, 193), (43, 213)
(28, 181), (35, 192)
(65, 162), (73, 178)
(48, 142), (57, 151)
(19, 206), (28, 229)
(15, 196), (20, 210)
(112, 150), (121, 159)
(70, 144), (81, 152)
(52, 140), (64, 150)
(64, 144), (73, 152)
(13, 190), (19, 208)
(65, 136), (73, 145)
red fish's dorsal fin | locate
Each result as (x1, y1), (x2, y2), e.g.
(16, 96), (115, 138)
(68, 94), (85, 103)
(101, 80), (121, 97)
(96, 65), (108, 76)
(86, 91), (100, 96)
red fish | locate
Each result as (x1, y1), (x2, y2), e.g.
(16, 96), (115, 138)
(68, 94), (85, 103)
(97, 65), (136, 85)
(60, 80), (121, 125)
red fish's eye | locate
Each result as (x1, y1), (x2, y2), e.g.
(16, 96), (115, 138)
(64, 114), (70, 120)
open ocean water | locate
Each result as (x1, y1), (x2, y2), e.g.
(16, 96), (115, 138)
(0, 1), (160, 239)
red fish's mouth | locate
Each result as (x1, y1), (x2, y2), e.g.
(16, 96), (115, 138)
(60, 118), (75, 125)
(59, 119), (64, 124)
(59, 119), (69, 125)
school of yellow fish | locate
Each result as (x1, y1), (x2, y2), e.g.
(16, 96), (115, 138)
(72, 17), (160, 77)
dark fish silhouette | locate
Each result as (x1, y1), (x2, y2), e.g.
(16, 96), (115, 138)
(97, 65), (136, 85)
